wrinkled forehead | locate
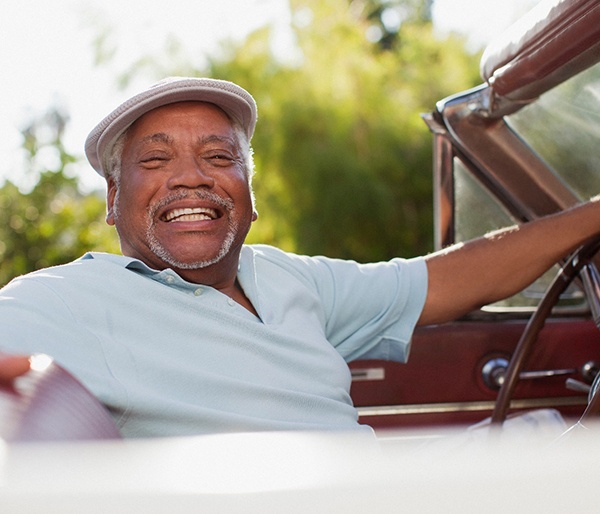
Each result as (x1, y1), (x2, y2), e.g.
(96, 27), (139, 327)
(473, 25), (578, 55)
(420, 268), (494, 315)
(120, 102), (242, 160)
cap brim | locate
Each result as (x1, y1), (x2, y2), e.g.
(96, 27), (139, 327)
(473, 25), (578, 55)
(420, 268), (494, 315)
(85, 77), (257, 177)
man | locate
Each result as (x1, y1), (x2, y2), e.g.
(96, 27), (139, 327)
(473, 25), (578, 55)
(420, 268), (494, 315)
(1, 77), (600, 437)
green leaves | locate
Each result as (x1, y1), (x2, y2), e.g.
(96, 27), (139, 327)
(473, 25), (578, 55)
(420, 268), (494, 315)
(0, 111), (119, 286)
(234, 0), (481, 261)
(1, 0), (481, 284)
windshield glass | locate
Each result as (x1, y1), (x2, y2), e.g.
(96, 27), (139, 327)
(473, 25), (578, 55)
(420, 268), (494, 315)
(452, 63), (600, 312)
(507, 63), (600, 200)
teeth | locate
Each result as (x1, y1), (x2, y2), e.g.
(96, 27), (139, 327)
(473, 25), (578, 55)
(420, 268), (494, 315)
(165, 207), (217, 222)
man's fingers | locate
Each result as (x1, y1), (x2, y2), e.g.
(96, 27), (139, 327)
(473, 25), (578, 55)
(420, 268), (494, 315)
(0, 355), (31, 382)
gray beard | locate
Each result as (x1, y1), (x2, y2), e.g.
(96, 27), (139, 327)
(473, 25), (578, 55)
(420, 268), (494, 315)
(146, 223), (236, 270)
(114, 189), (238, 270)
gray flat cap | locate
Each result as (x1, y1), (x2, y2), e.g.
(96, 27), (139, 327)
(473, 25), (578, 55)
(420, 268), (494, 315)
(85, 77), (257, 177)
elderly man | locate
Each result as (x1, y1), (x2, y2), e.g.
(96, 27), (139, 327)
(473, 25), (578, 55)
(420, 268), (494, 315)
(1, 77), (600, 437)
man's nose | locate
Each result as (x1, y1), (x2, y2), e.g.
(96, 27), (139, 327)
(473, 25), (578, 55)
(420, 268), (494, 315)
(166, 156), (215, 189)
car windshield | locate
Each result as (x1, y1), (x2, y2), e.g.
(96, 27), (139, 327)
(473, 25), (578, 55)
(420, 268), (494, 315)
(507, 62), (600, 201)
(453, 62), (600, 311)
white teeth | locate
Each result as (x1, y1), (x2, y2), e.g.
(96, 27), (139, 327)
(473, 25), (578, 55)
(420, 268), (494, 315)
(165, 207), (217, 222)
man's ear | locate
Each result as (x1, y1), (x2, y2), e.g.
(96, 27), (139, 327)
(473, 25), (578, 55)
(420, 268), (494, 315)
(106, 177), (117, 226)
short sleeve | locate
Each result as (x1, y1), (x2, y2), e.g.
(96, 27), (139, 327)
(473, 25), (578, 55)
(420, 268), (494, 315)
(313, 256), (427, 362)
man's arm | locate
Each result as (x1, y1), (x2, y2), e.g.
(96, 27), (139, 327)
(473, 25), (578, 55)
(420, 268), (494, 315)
(418, 197), (600, 326)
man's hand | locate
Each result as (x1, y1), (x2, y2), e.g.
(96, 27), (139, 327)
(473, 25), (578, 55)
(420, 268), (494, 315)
(0, 354), (31, 383)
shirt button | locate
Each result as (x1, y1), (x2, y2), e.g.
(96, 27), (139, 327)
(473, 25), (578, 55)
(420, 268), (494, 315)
(165, 275), (175, 284)
(227, 298), (235, 307)
(194, 288), (203, 296)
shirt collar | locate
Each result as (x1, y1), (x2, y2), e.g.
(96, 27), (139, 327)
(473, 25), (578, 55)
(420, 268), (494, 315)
(81, 252), (159, 276)
(81, 249), (257, 288)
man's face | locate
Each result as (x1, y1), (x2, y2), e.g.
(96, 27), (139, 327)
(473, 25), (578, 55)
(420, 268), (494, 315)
(106, 101), (255, 275)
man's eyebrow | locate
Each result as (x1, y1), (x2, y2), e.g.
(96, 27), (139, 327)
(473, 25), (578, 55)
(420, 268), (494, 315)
(138, 133), (173, 145)
(135, 133), (239, 150)
(197, 135), (238, 147)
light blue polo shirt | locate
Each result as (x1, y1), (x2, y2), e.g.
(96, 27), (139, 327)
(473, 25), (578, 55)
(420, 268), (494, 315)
(0, 245), (427, 438)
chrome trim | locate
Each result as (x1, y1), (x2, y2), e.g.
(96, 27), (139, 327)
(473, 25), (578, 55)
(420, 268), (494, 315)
(422, 112), (455, 249)
(351, 367), (385, 382)
(438, 86), (579, 223)
(357, 396), (587, 417)
(580, 264), (600, 326)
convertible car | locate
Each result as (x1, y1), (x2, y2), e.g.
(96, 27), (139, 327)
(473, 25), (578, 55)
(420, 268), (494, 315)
(351, 0), (600, 433)
(1, 0), (600, 511)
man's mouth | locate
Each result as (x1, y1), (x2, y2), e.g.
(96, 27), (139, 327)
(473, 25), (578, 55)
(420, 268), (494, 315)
(163, 207), (219, 222)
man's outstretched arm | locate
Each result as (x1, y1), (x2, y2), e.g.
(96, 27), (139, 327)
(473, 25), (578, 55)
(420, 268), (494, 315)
(418, 196), (600, 326)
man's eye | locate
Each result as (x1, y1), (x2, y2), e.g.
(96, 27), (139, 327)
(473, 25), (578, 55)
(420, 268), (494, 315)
(140, 156), (168, 166)
(206, 154), (235, 166)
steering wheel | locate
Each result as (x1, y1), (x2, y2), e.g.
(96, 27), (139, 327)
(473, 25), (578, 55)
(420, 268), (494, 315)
(491, 236), (600, 425)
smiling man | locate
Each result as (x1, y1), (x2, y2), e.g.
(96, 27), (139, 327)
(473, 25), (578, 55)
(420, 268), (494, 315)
(105, 100), (258, 311)
(0, 78), (430, 437)
(2, 76), (600, 438)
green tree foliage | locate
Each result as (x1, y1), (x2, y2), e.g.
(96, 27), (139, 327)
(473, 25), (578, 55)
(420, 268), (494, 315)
(0, 108), (119, 286)
(350, 0), (434, 49)
(2, 0), (481, 283)
(209, 0), (481, 261)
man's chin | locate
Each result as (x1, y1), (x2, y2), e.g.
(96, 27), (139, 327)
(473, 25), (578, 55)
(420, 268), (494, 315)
(149, 242), (233, 271)
(146, 227), (238, 272)
(154, 252), (225, 271)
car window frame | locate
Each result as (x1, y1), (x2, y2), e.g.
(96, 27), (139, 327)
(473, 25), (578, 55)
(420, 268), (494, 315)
(421, 0), (600, 318)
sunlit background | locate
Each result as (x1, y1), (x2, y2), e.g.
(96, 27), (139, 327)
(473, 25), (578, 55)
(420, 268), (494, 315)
(0, 0), (540, 285)
(2, 0), (536, 191)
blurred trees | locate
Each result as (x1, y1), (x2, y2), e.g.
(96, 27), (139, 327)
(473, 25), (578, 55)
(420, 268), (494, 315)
(221, 0), (481, 260)
(0, 0), (481, 285)
(349, 0), (434, 49)
(0, 108), (119, 286)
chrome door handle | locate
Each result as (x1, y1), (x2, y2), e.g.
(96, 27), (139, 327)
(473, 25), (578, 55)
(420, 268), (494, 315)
(482, 357), (576, 390)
